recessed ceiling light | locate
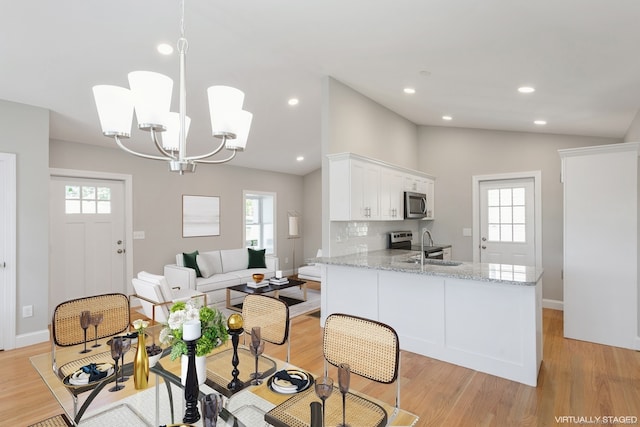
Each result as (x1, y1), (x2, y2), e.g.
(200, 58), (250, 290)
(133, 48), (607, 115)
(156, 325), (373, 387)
(518, 86), (535, 94)
(442, 115), (453, 121)
(157, 43), (173, 55)
(288, 98), (299, 106)
(534, 120), (547, 125)
(403, 88), (416, 94)
(296, 156), (304, 162)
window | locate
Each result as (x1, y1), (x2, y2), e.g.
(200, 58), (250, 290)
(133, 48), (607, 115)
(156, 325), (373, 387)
(487, 187), (525, 243)
(65, 185), (111, 214)
(244, 191), (275, 255)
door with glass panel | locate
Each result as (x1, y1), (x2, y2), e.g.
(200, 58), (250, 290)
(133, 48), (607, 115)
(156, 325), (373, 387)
(49, 177), (126, 310)
(479, 178), (535, 266)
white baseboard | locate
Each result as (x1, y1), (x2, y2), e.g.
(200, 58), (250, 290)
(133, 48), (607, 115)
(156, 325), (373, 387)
(15, 328), (50, 349)
(543, 298), (564, 311)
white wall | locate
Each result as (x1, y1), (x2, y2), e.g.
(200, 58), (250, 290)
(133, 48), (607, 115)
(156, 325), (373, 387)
(302, 168), (322, 261)
(0, 99), (49, 342)
(624, 109), (640, 142)
(417, 126), (620, 302)
(50, 139), (305, 276)
(323, 78), (419, 256)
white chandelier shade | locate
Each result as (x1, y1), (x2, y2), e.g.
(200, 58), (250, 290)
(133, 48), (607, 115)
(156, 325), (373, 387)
(92, 85), (134, 137)
(128, 71), (173, 129)
(224, 110), (253, 151)
(207, 85), (245, 137)
(162, 112), (191, 152)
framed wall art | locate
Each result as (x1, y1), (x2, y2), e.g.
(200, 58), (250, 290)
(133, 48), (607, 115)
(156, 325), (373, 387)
(182, 195), (220, 237)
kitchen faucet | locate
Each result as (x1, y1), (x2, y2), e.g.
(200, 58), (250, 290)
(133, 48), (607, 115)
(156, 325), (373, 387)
(421, 229), (433, 265)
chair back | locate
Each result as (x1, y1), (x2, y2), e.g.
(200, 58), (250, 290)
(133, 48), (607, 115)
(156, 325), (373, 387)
(242, 294), (290, 346)
(52, 293), (130, 347)
(242, 294), (291, 363)
(323, 313), (399, 384)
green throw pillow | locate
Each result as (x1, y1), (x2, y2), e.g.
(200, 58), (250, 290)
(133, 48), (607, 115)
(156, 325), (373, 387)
(247, 248), (267, 269)
(183, 250), (202, 277)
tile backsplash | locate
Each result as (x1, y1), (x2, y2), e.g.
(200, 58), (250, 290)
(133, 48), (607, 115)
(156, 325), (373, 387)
(329, 221), (420, 256)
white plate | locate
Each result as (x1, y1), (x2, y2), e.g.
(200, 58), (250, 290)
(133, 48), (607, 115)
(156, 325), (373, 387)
(268, 370), (312, 394)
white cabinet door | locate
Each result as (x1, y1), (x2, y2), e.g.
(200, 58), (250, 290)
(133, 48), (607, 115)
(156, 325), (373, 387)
(350, 160), (380, 220)
(380, 167), (404, 220)
(425, 178), (435, 219)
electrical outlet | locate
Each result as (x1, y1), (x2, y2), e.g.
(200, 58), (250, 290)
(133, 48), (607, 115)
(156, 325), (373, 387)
(23, 305), (33, 318)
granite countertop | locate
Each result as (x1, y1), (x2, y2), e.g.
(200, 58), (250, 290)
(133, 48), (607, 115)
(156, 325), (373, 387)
(314, 249), (543, 286)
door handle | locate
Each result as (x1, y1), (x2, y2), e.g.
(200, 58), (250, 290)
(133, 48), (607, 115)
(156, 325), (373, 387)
(117, 249), (125, 254)
(481, 245), (486, 249)
(482, 237), (487, 241)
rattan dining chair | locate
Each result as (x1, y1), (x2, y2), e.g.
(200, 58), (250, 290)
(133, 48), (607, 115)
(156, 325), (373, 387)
(322, 313), (401, 425)
(241, 294), (291, 363)
(51, 293), (130, 423)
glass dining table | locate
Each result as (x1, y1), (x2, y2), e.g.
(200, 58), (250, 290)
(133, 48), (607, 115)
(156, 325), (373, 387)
(30, 324), (419, 426)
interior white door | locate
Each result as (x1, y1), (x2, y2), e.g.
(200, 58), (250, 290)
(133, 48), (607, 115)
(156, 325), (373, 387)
(49, 176), (126, 310)
(479, 178), (535, 266)
(0, 153), (17, 351)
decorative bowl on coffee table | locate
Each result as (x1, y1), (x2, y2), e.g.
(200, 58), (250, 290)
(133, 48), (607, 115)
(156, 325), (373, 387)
(252, 273), (265, 284)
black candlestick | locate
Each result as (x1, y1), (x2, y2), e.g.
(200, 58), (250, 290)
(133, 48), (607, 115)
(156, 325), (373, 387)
(227, 327), (244, 391)
(183, 338), (201, 424)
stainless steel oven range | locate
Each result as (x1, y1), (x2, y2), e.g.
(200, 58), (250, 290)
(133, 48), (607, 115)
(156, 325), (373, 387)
(388, 230), (445, 259)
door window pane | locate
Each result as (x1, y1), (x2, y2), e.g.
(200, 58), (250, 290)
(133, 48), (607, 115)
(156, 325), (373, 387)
(487, 189), (500, 206)
(486, 187), (526, 242)
(65, 185), (111, 214)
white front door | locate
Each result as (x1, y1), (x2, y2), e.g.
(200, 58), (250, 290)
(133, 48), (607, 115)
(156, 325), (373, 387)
(49, 176), (127, 310)
(478, 178), (536, 266)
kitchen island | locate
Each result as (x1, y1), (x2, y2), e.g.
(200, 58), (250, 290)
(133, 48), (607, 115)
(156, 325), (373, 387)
(317, 249), (544, 386)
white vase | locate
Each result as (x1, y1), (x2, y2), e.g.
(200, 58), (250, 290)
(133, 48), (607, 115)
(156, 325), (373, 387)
(181, 354), (207, 386)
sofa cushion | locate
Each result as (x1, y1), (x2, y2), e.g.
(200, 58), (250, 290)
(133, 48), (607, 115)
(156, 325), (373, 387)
(247, 248), (267, 268)
(183, 250), (202, 277)
(220, 248), (248, 273)
(197, 251), (222, 278)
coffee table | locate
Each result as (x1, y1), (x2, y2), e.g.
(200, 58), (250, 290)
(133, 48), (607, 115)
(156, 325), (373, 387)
(226, 278), (307, 312)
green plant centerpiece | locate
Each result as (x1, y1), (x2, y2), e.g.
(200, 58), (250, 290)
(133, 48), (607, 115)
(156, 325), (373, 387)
(159, 301), (229, 360)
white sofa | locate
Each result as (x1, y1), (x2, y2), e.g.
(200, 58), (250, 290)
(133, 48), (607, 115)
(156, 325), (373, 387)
(164, 248), (278, 305)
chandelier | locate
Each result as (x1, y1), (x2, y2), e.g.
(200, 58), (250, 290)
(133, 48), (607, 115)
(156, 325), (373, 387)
(92, 0), (252, 174)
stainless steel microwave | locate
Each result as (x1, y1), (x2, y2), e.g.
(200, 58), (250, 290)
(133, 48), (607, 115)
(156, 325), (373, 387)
(404, 191), (428, 219)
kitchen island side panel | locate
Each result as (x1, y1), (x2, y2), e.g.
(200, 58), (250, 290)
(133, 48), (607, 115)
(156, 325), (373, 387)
(322, 263), (542, 386)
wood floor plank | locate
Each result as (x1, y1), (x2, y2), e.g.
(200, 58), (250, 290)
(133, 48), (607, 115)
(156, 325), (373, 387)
(2, 308), (640, 426)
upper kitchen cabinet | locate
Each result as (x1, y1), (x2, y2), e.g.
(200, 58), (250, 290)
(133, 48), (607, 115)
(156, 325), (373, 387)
(380, 167), (404, 220)
(329, 153), (435, 221)
(330, 154), (381, 220)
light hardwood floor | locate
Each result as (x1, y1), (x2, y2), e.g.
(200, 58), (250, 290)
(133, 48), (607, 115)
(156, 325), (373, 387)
(2, 308), (640, 426)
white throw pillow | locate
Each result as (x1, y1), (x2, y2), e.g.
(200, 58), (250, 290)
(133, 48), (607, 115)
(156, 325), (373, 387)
(197, 252), (222, 279)
(220, 248), (249, 273)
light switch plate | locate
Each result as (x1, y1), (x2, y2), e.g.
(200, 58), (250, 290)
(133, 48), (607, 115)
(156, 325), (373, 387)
(133, 231), (145, 240)
(462, 228), (472, 237)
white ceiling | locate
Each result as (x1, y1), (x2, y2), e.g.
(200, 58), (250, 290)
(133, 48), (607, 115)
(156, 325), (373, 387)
(2, 0), (640, 176)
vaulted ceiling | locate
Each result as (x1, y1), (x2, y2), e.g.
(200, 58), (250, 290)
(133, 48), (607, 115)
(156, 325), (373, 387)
(2, 1), (639, 175)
